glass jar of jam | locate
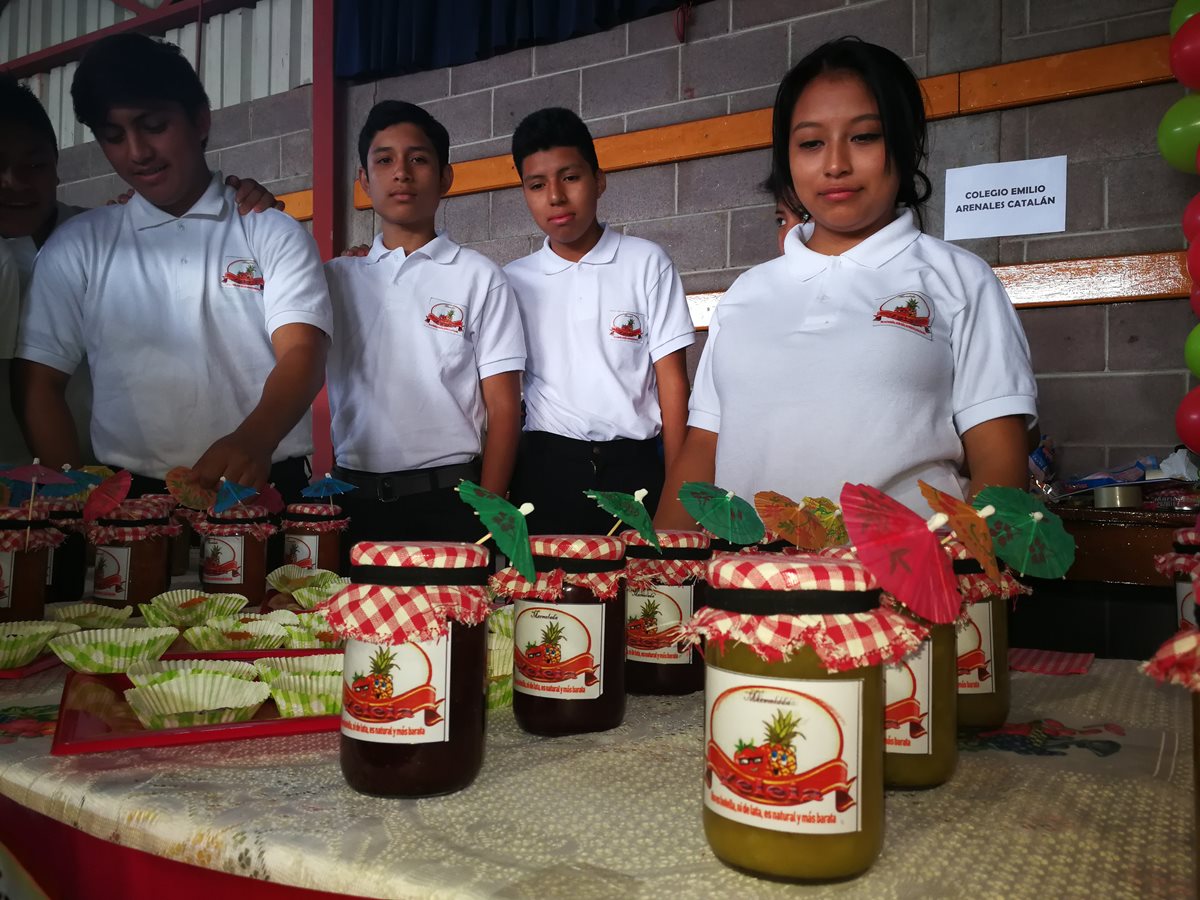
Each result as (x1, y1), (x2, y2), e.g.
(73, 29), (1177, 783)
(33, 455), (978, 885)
(194, 504), (275, 607)
(884, 622), (957, 788)
(954, 555), (1026, 729)
(0, 508), (64, 622)
(328, 540), (491, 798)
(691, 553), (923, 881)
(87, 500), (178, 608)
(622, 529), (710, 695)
(493, 535), (626, 736)
(1164, 528), (1200, 628)
(138, 494), (189, 577)
(282, 503), (348, 574)
(39, 500), (87, 604)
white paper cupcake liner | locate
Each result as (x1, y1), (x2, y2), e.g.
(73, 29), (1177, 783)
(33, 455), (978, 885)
(253, 653), (345, 684)
(282, 625), (343, 650)
(143, 591), (249, 628)
(182, 620), (288, 652)
(206, 609), (299, 628)
(0, 621), (62, 669)
(126, 658), (260, 687)
(267, 566), (345, 597)
(270, 673), (342, 717)
(48, 603), (134, 629)
(124, 672), (270, 729)
(47, 627), (179, 674)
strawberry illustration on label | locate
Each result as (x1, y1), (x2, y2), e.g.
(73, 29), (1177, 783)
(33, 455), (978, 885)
(609, 312), (643, 341)
(343, 643), (444, 726)
(873, 291), (933, 338)
(625, 589), (684, 651)
(221, 258), (265, 291)
(425, 301), (465, 333)
(515, 611), (600, 686)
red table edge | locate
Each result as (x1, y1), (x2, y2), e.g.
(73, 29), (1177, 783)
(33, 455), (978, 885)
(0, 792), (373, 900)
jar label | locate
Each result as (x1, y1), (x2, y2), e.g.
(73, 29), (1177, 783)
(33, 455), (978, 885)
(626, 584), (693, 664)
(202, 535), (244, 586)
(341, 634), (451, 743)
(1177, 579), (1196, 629)
(513, 601), (604, 700)
(93, 545), (131, 601)
(957, 602), (995, 694)
(704, 665), (863, 834)
(885, 639), (932, 754)
(284, 534), (318, 569)
(0, 550), (11, 608)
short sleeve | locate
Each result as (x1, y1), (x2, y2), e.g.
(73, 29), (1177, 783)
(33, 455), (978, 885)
(15, 230), (87, 375)
(245, 210), (334, 338)
(0, 243), (19, 359)
(950, 265), (1038, 434)
(647, 260), (695, 362)
(687, 303), (722, 434)
(472, 274), (526, 380)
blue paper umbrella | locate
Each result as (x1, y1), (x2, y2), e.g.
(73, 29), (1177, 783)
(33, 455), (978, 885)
(301, 472), (357, 500)
(214, 477), (259, 513)
(37, 465), (104, 499)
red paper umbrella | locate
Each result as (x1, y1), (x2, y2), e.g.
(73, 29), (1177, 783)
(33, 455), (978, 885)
(257, 483), (285, 515)
(83, 470), (132, 522)
(3, 459), (73, 486)
(918, 479), (1000, 582)
(166, 466), (217, 511)
(754, 490), (828, 550)
(840, 482), (960, 624)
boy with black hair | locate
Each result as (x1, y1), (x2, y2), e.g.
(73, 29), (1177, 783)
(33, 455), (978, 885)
(324, 100), (524, 551)
(13, 34), (331, 500)
(504, 107), (693, 534)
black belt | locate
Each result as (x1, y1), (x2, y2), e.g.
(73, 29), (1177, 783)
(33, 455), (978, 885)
(523, 431), (659, 465)
(333, 461), (480, 503)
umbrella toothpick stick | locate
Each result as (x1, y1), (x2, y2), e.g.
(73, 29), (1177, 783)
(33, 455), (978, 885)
(606, 519), (623, 537)
(476, 502), (534, 545)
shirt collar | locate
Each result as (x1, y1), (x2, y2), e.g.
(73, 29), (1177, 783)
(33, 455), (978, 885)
(366, 230), (460, 266)
(127, 171), (228, 230)
(537, 223), (619, 274)
(784, 208), (921, 281)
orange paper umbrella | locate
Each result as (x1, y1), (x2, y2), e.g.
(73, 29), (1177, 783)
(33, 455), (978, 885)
(83, 469), (132, 522)
(803, 496), (849, 545)
(166, 466), (217, 511)
(754, 491), (828, 550)
(918, 479), (1000, 582)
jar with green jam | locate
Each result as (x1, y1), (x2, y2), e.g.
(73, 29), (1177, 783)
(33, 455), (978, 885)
(622, 529), (710, 695)
(492, 535), (627, 736)
(1154, 528), (1200, 628)
(689, 552), (925, 882)
(326, 540), (491, 798)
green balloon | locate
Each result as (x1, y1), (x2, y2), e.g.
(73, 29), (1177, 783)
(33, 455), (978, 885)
(1186, 322), (1200, 378)
(1158, 94), (1200, 172)
(1172, 0), (1200, 35)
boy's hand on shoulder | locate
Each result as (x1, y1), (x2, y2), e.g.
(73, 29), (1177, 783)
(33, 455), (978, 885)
(340, 244), (370, 257)
(191, 429), (274, 492)
(225, 175), (286, 214)
(106, 189), (135, 206)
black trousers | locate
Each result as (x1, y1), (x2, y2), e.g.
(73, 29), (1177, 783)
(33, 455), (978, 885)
(508, 430), (663, 536)
(126, 457), (311, 504)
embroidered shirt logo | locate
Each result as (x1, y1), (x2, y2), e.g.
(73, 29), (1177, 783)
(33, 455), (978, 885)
(221, 258), (264, 291)
(609, 312), (644, 342)
(425, 301), (465, 333)
(873, 292), (933, 339)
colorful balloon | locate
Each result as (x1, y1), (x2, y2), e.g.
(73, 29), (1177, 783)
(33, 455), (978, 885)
(1188, 241), (1200, 281)
(1173, 0), (1200, 35)
(1184, 193), (1200, 242)
(1172, 14), (1200, 88)
(1158, 95), (1200, 172)
(1177, 385), (1200, 453)
(1186, 323), (1200, 377)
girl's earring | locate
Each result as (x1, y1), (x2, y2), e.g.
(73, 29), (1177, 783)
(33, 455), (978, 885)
(799, 206), (812, 222)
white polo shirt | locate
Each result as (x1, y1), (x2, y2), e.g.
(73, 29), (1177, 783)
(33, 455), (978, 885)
(689, 210), (1037, 513)
(504, 225), (695, 442)
(16, 174), (333, 478)
(324, 231), (526, 473)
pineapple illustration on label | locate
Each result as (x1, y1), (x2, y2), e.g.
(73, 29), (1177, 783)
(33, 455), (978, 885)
(957, 603), (994, 693)
(202, 536), (244, 585)
(284, 534), (317, 569)
(885, 641), (931, 753)
(93, 546), (130, 601)
(341, 634), (451, 743)
(0, 551), (10, 608)
(625, 584), (692, 664)
(705, 666), (862, 834)
(513, 602), (604, 700)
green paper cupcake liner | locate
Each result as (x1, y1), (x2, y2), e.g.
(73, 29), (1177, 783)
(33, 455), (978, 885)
(267, 565), (345, 597)
(47, 627), (179, 674)
(48, 602), (134, 629)
(253, 653), (345, 684)
(182, 620), (287, 652)
(270, 673), (342, 717)
(143, 591), (249, 628)
(207, 609), (300, 627)
(295, 612), (331, 630)
(282, 625), (343, 650)
(487, 674), (513, 710)
(126, 658), (260, 687)
(124, 672), (270, 730)
(0, 621), (62, 669)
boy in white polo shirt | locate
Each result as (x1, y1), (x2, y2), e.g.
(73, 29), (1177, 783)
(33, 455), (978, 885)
(504, 108), (694, 534)
(14, 34), (331, 501)
(324, 101), (524, 552)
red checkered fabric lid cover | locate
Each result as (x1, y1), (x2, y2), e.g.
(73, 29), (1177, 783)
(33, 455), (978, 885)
(814, 545), (858, 561)
(1141, 624), (1200, 693)
(194, 503), (277, 540)
(206, 503), (270, 521)
(1173, 528), (1200, 547)
(138, 493), (178, 514)
(1154, 551), (1200, 580)
(350, 541), (489, 569)
(283, 503), (349, 533)
(87, 499), (181, 544)
(939, 534), (969, 560)
(0, 507), (66, 552)
(706, 552), (876, 592)
(37, 499), (84, 532)
(287, 502), (344, 517)
(621, 529), (710, 588)
(956, 570), (1030, 605)
(620, 529), (709, 550)
(529, 535), (625, 560)
(490, 534), (625, 602)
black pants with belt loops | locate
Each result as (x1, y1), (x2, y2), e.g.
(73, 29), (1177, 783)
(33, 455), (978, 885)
(508, 430), (664, 536)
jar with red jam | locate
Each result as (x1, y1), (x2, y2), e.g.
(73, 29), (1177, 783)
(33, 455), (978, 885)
(138, 493), (189, 577)
(327, 541), (491, 798)
(622, 529), (710, 695)
(0, 508), (65, 622)
(688, 553), (925, 881)
(492, 535), (626, 736)
(282, 503), (348, 574)
(38, 500), (86, 604)
(87, 500), (179, 607)
(1154, 528), (1200, 629)
(193, 504), (276, 607)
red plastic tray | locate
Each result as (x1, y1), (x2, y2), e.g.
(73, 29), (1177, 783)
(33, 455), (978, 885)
(50, 649), (342, 756)
(0, 653), (63, 680)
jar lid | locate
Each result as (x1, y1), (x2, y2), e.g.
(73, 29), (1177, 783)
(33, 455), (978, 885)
(138, 493), (178, 514)
(530, 535), (624, 573)
(1173, 527), (1200, 549)
(814, 545), (857, 561)
(704, 552), (880, 615)
(620, 529), (710, 560)
(349, 541), (490, 586)
(0, 507), (52, 529)
(285, 502), (344, 519)
(206, 503), (271, 523)
(98, 501), (171, 525)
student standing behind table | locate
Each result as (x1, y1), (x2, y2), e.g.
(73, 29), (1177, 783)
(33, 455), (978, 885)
(324, 101), (525, 554)
(504, 108), (694, 535)
(0, 73), (280, 467)
(13, 33), (332, 501)
(656, 37), (1036, 526)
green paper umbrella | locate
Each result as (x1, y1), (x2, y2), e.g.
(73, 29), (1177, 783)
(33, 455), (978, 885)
(678, 482), (764, 546)
(585, 488), (660, 549)
(972, 486), (1075, 579)
(456, 480), (536, 583)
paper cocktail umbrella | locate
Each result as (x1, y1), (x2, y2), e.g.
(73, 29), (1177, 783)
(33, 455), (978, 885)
(257, 483), (285, 514)
(586, 488), (659, 548)
(678, 482), (765, 546)
(37, 464), (104, 499)
(301, 473), (358, 505)
(753, 491), (828, 550)
(802, 496), (849, 545)
(456, 480), (535, 583)
(83, 469), (132, 522)
(918, 479), (1000, 582)
(972, 486), (1075, 579)
(213, 477), (258, 514)
(166, 466), (218, 511)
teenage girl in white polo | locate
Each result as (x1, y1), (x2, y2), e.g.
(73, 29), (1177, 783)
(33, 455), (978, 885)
(656, 37), (1036, 523)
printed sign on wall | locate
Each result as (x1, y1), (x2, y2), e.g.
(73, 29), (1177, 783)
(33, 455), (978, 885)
(943, 156), (1067, 241)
